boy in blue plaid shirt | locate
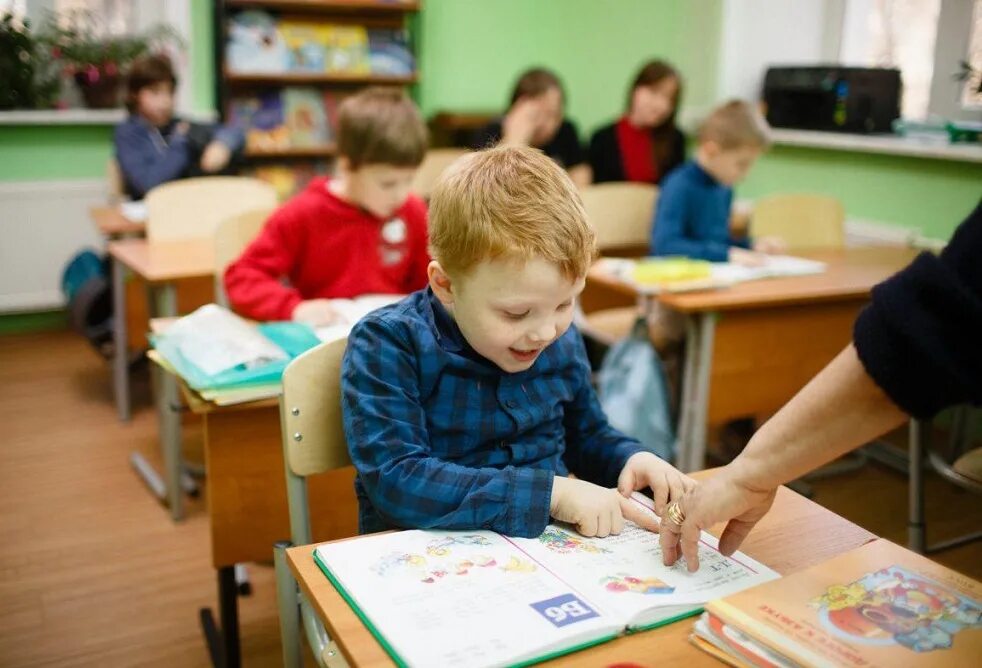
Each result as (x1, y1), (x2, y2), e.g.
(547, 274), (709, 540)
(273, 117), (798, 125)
(342, 145), (694, 538)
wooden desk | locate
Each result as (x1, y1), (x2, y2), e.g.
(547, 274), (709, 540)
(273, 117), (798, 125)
(286, 469), (877, 667)
(585, 246), (919, 472)
(90, 205), (146, 237)
(110, 238), (215, 520)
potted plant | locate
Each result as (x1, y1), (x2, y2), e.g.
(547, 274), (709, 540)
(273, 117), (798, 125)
(0, 13), (59, 109)
(38, 11), (180, 109)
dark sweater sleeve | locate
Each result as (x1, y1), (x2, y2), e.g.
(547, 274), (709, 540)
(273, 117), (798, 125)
(588, 124), (622, 183)
(660, 127), (686, 181)
(853, 200), (982, 418)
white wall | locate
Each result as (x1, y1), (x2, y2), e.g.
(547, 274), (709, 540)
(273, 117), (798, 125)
(716, 0), (839, 102)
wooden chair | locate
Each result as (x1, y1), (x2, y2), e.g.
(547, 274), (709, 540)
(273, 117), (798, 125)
(213, 207), (275, 308)
(749, 193), (846, 251)
(145, 176), (277, 242)
(107, 157), (126, 205)
(274, 338), (357, 668)
(410, 148), (470, 200)
(578, 183), (659, 346)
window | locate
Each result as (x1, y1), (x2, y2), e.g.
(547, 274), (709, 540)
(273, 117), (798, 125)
(962, 1), (982, 107)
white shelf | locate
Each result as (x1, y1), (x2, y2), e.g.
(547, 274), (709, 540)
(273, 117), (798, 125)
(769, 128), (982, 164)
(0, 109), (126, 125)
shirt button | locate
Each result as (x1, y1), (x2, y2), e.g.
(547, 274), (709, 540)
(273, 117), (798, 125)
(506, 399), (518, 409)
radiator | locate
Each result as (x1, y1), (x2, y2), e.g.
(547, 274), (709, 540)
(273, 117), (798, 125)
(0, 179), (108, 312)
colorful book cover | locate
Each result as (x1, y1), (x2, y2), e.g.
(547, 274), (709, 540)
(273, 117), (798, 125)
(228, 91), (289, 151)
(225, 10), (288, 73)
(283, 87), (330, 146)
(248, 163), (320, 201)
(279, 20), (327, 72)
(323, 24), (370, 74)
(706, 538), (982, 667)
(367, 29), (415, 76)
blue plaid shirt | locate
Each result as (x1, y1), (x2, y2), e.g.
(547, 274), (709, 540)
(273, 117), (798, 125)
(341, 288), (645, 538)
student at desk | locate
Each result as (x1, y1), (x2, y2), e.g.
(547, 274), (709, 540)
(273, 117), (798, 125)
(661, 200), (982, 571)
(114, 55), (245, 200)
(224, 88), (431, 325)
(650, 100), (785, 265)
(341, 146), (693, 539)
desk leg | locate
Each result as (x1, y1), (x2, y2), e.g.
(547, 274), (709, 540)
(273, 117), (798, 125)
(112, 256), (130, 422)
(200, 566), (241, 668)
(156, 283), (184, 522)
(908, 419), (927, 553)
(676, 312), (716, 473)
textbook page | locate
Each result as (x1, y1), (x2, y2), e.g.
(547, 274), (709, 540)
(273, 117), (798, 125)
(314, 294), (403, 343)
(313, 529), (624, 668)
(165, 304), (286, 376)
(511, 495), (779, 630)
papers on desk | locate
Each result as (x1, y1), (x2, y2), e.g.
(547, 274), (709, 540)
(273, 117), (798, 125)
(598, 255), (827, 294)
(314, 294), (403, 342)
(118, 200), (147, 222)
(165, 304), (287, 376)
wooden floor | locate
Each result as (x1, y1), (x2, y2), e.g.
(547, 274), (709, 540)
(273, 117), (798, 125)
(1, 330), (980, 667)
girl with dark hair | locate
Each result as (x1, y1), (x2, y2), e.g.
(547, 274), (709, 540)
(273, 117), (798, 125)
(589, 59), (685, 184)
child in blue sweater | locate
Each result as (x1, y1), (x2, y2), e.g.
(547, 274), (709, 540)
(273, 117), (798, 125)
(651, 100), (784, 263)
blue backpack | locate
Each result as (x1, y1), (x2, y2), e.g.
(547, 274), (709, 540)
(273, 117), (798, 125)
(62, 249), (114, 357)
(597, 317), (676, 461)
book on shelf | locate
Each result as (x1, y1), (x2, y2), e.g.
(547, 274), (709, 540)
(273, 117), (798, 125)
(367, 28), (415, 76)
(229, 90), (290, 151)
(693, 538), (981, 668)
(312, 493), (778, 668)
(283, 86), (331, 146)
(323, 24), (370, 74)
(247, 163), (321, 200)
(226, 10), (289, 73)
(279, 19), (328, 72)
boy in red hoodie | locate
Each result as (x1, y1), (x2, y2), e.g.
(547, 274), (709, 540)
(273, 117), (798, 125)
(224, 87), (430, 324)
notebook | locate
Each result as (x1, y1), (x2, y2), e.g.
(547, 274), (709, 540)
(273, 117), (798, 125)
(695, 538), (982, 667)
(313, 494), (778, 667)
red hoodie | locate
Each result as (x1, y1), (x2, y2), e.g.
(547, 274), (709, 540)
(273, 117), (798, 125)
(224, 177), (429, 321)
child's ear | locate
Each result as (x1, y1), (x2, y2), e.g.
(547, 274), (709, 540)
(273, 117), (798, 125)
(427, 261), (455, 305)
(335, 156), (353, 177)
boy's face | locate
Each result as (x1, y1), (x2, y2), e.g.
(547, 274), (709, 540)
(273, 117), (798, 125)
(136, 81), (175, 127)
(343, 162), (417, 219)
(429, 256), (584, 373)
(699, 143), (762, 186)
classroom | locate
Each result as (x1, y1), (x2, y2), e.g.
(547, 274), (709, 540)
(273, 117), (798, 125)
(1, 0), (981, 666)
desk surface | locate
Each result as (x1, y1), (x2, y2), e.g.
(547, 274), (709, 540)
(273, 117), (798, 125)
(287, 470), (876, 667)
(90, 205), (146, 236)
(588, 246), (919, 313)
(108, 238), (215, 282)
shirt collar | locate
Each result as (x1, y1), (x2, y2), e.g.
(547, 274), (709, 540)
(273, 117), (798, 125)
(425, 287), (465, 353)
(691, 159), (722, 186)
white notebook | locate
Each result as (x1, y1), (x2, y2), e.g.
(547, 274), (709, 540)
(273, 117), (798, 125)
(313, 494), (778, 667)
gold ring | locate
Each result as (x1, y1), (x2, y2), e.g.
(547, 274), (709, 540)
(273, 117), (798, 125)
(665, 501), (685, 526)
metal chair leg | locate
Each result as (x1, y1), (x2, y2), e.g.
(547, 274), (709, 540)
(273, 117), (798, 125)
(908, 418), (927, 553)
(275, 541), (303, 668)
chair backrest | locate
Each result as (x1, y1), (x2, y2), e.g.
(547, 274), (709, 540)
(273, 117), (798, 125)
(410, 148), (470, 200)
(145, 176), (278, 242)
(579, 182), (658, 253)
(106, 157), (126, 205)
(213, 207), (275, 307)
(749, 193), (846, 251)
(281, 338), (351, 479)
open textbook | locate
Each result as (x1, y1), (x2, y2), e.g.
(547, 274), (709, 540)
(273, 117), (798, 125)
(598, 255), (827, 294)
(313, 494), (778, 667)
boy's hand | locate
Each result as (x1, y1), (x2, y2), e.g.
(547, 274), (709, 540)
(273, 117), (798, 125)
(292, 299), (338, 327)
(729, 247), (766, 267)
(200, 140), (232, 173)
(550, 476), (660, 537)
(753, 236), (787, 255)
(617, 452), (696, 517)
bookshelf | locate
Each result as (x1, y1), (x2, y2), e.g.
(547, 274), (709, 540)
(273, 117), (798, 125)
(214, 0), (421, 198)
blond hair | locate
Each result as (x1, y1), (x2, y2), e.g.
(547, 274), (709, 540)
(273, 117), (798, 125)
(428, 145), (597, 279)
(337, 87), (428, 168)
(698, 100), (772, 151)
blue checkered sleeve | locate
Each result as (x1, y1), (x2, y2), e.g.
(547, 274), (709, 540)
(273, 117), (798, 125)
(561, 330), (645, 488)
(342, 316), (554, 538)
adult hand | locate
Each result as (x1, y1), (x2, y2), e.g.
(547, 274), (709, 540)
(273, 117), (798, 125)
(501, 98), (542, 146)
(659, 467), (776, 572)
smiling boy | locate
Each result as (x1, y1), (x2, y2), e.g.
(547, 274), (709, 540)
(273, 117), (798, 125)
(341, 145), (693, 539)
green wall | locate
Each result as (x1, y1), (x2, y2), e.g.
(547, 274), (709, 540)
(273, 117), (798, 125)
(739, 147), (982, 239)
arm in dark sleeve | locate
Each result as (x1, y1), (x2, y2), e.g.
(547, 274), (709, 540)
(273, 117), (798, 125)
(588, 125), (621, 184)
(561, 329), (644, 487)
(651, 181), (731, 261)
(342, 318), (554, 537)
(853, 200), (982, 418)
(557, 120), (586, 168)
(472, 120), (502, 149)
(113, 120), (191, 199)
(660, 127), (686, 180)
